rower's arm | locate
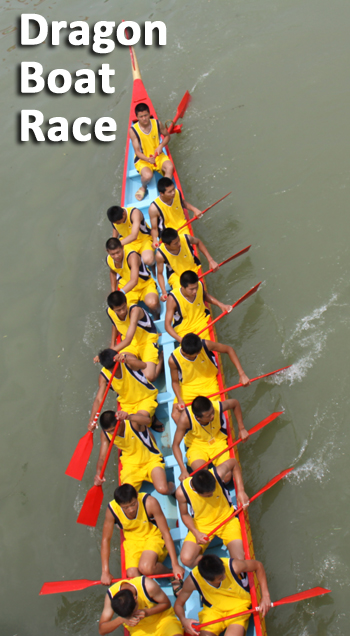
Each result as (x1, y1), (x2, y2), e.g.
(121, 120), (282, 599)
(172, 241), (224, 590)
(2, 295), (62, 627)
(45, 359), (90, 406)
(121, 252), (140, 295)
(129, 127), (151, 162)
(217, 458), (249, 508)
(156, 251), (168, 298)
(207, 339), (250, 386)
(169, 357), (184, 406)
(109, 268), (117, 292)
(157, 120), (171, 152)
(99, 594), (124, 635)
(111, 308), (140, 354)
(143, 578), (171, 616)
(94, 430), (110, 485)
(147, 498), (184, 580)
(190, 235), (218, 271)
(120, 208), (142, 247)
(221, 398), (249, 441)
(203, 287), (232, 315)
(182, 198), (202, 219)
(232, 559), (271, 617)
(172, 413), (191, 480)
(100, 508), (115, 585)
(128, 412), (152, 428)
(116, 352), (147, 372)
(165, 295), (182, 343)
(89, 374), (108, 430)
(149, 203), (160, 248)
(174, 576), (198, 636)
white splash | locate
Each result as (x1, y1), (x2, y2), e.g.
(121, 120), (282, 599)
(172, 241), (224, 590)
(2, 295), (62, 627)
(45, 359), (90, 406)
(191, 69), (214, 92)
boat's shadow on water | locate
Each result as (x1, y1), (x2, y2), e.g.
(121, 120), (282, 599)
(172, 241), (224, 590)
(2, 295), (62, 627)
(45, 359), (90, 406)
(55, 591), (105, 635)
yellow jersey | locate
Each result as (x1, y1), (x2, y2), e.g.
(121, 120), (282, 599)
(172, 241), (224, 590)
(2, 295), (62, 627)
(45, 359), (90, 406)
(132, 119), (165, 162)
(169, 282), (210, 338)
(106, 247), (151, 291)
(171, 340), (219, 402)
(106, 305), (158, 347)
(191, 558), (251, 611)
(184, 400), (227, 449)
(180, 467), (233, 534)
(108, 492), (163, 544)
(108, 576), (177, 633)
(111, 206), (151, 250)
(104, 419), (164, 467)
(101, 362), (158, 411)
(158, 233), (201, 287)
(152, 189), (187, 235)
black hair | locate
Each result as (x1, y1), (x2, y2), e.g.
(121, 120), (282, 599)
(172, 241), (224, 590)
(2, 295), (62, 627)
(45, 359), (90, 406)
(100, 410), (116, 431)
(98, 348), (116, 370)
(106, 237), (122, 251)
(192, 396), (212, 418)
(135, 103), (150, 115)
(107, 206), (124, 223)
(161, 227), (178, 245)
(181, 333), (202, 355)
(198, 554), (225, 581)
(157, 177), (174, 193)
(107, 291), (127, 309)
(191, 469), (216, 494)
(111, 589), (136, 617)
(114, 483), (137, 505)
(180, 270), (198, 288)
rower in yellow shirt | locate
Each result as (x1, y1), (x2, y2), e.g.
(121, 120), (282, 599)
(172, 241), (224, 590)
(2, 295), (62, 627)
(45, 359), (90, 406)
(104, 291), (161, 382)
(107, 205), (154, 267)
(168, 333), (250, 424)
(99, 575), (183, 636)
(175, 458), (249, 568)
(156, 227), (219, 299)
(105, 237), (160, 319)
(100, 483), (184, 584)
(149, 177), (202, 247)
(165, 271), (233, 343)
(175, 554), (271, 636)
(172, 395), (249, 482)
(129, 102), (174, 202)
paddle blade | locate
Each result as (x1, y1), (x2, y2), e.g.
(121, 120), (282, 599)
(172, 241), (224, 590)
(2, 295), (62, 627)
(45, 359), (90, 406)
(273, 587), (331, 607)
(40, 579), (100, 595)
(65, 431), (94, 481)
(77, 485), (104, 527)
(250, 467), (294, 503)
(248, 411), (283, 437)
(177, 90), (191, 119)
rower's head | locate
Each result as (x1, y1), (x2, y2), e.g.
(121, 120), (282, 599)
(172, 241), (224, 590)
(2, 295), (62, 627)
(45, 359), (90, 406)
(192, 396), (215, 425)
(98, 348), (117, 371)
(114, 483), (138, 519)
(198, 555), (226, 586)
(157, 177), (175, 201)
(135, 102), (150, 126)
(161, 227), (180, 251)
(107, 291), (128, 320)
(100, 410), (117, 433)
(180, 270), (199, 300)
(111, 588), (137, 618)
(181, 333), (202, 359)
(107, 205), (127, 225)
(191, 469), (216, 498)
(106, 237), (124, 262)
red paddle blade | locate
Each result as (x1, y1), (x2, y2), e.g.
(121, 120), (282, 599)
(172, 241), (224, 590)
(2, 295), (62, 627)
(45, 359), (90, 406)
(177, 90), (191, 119)
(65, 431), (93, 481)
(250, 467), (294, 504)
(40, 578), (101, 595)
(248, 411), (283, 436)
(77, 485), (104, 527)
(273, 587), (331, 607)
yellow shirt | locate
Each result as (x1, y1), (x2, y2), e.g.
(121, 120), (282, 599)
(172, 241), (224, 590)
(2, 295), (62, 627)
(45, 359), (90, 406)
(180, 467), (233, 534)
(101, 362), (158, 411)
(191, 558), (251, 611)
(184, 400), (227, 449)
(106, 305), (158, 347)
(111, 206), (151, 250)
(171, 340), (219, 402)
(132, 119), (164, 162)
(106, 247), (151, 292)
(152, 189), (187, 235)
(169, 282), (210, 338)
(108, 492), (163, 544)
(104, 419), (163, 467)
(158, 233), (201, 286)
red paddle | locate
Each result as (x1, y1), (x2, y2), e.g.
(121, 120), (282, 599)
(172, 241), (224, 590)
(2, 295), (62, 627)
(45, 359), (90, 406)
(65, 361), (120, 481)
(193, 587), (331, 629)
(197, 282), (261, 336)
(184, 365), (291, 407)
(40, 572), (174, 596)
(198, 245), (251, 280)
(189, 411), (283, 476)
(177, 192), (232, 231)
(77, 420), (121, 527)
(203, 467), (293, 541)
(167, 91), (192, 134)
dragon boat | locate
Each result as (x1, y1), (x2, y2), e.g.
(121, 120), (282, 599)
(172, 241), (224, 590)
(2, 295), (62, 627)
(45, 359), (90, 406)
(118, 44), (267, 636)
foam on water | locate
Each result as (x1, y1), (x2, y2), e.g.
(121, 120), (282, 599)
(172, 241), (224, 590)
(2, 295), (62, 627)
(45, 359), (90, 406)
(191, 69), (214, 93)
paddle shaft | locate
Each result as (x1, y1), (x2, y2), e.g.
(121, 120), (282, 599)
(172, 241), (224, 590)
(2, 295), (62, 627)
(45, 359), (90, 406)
(40, 572), (175, 595)
(99, 419), (120, 480)
(198, 245), (251, 280)
(197, 282), (261, 336)
(177, 192), (231, 231)
(184, 366), (291, 407)
(91, 361), (119, 428)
